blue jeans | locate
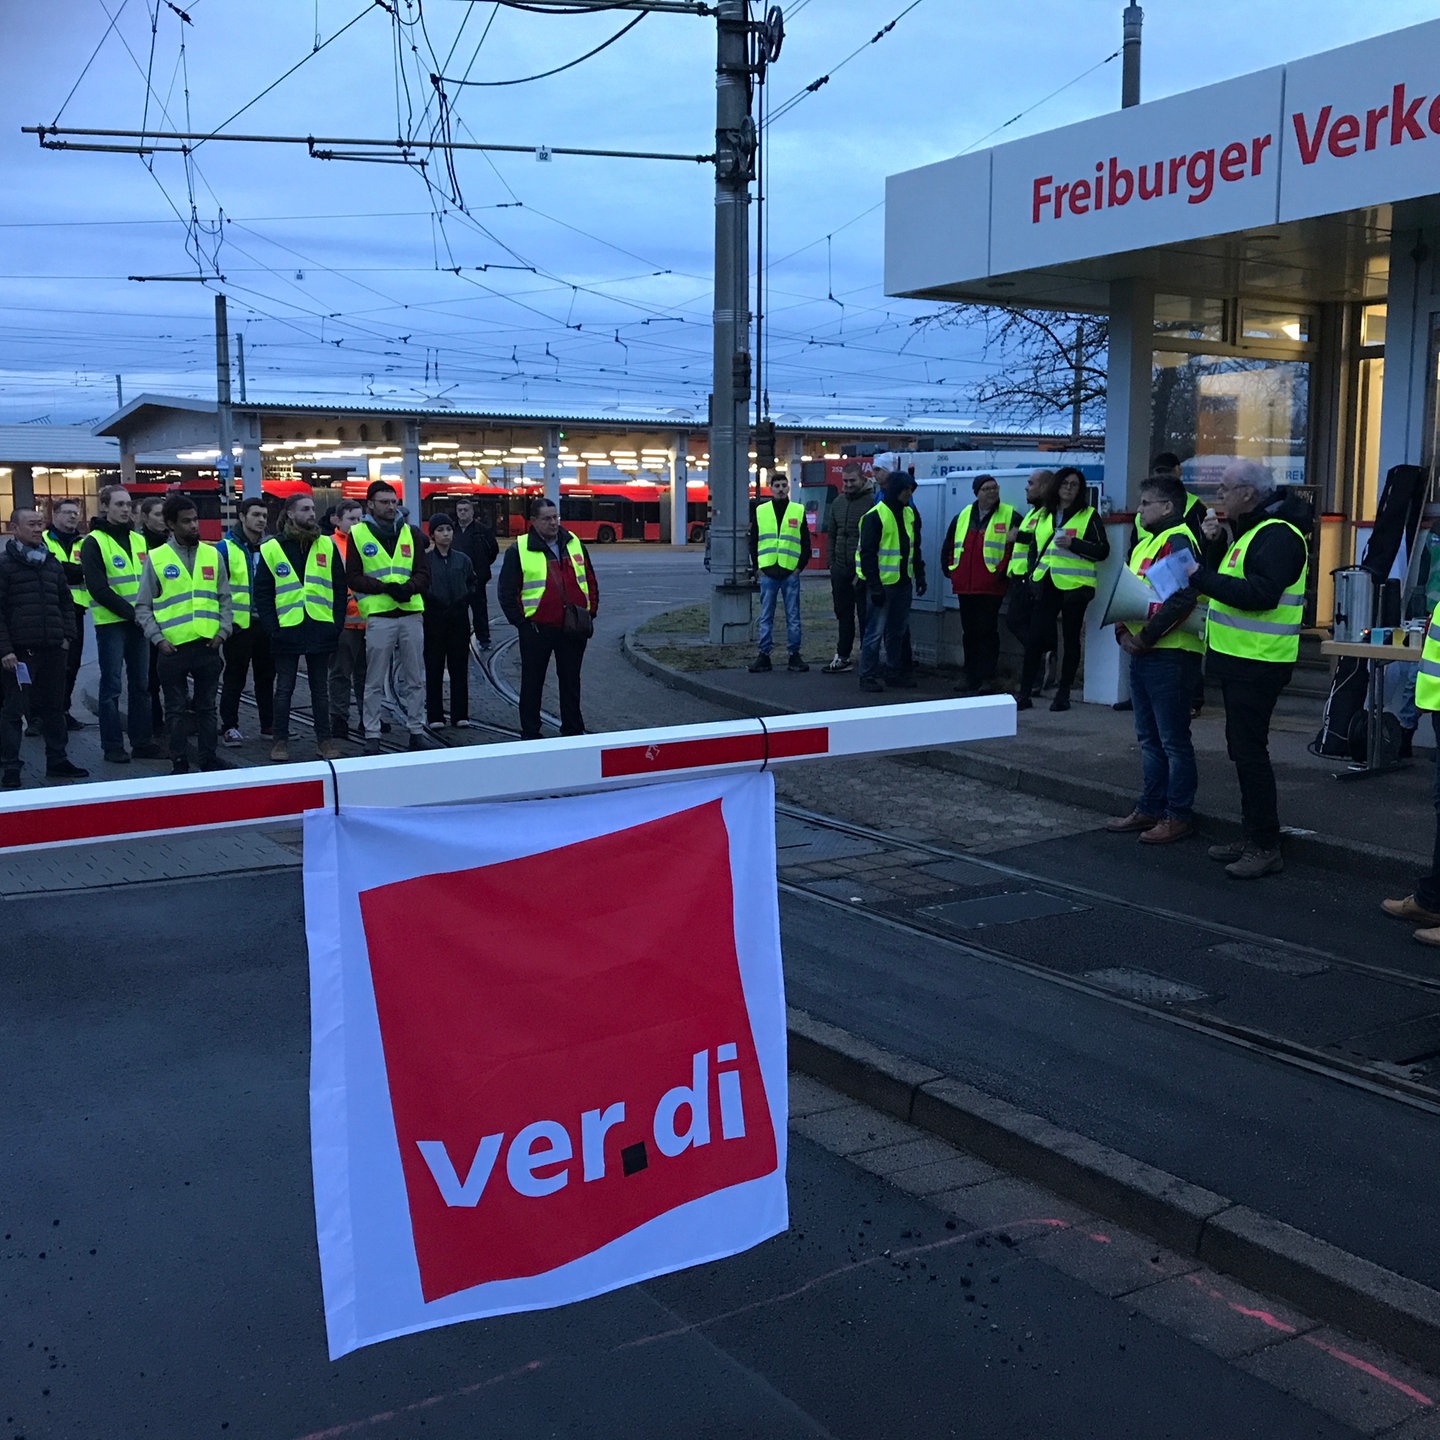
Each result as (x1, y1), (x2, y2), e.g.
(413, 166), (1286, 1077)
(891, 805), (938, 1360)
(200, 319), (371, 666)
(95, 621), (153, 752)
(1130, 648), (1200, 821)
(758, 570), (802, 656)
(1385, 660), (1420, 731)
(859, 580), (912, 683)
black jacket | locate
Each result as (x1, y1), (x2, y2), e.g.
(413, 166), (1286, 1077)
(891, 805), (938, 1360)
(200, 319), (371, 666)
(79, 518), (147, 625)
(253, 530), (348, 655)
(424, 548), (476, 617)
(453, 521), (499, 582)
(858, 500), (925, 597)
(0, 540), (77, 654)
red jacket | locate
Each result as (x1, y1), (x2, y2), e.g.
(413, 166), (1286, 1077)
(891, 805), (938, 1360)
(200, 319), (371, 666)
(944, 508), (1012, 598)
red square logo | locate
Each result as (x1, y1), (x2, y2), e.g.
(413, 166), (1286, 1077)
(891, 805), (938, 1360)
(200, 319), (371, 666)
(316, 552), (328, 567)
(359, 800), (777, 1302)
(400, 543), (412, 558)
(201, 566), (215, 579)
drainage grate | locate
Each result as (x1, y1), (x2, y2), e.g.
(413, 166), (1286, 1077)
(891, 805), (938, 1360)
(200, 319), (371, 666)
(1207, 941), (1330, 978)
(919, 889), (1087, 931)
(1082, 968), (1214, 1004)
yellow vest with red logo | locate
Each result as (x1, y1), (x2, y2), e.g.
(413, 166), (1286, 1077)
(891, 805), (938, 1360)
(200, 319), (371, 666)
(349, 521), (423, 617)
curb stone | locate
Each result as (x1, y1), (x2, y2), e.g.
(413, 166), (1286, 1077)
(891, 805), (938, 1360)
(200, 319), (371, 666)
(622, 631), (1416, 884)
(786, 1005), (1440, 1374)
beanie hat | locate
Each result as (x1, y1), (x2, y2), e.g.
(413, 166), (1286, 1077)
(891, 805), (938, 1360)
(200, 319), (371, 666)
(427, 512), (455, 534)
(882, 470), (913, 502)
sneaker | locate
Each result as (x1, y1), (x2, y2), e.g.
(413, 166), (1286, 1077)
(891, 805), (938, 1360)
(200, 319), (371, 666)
(748, 653), (773, 673)
(66, 714), (86, 731)
(103, 748), (131, 764)
(1381, 894), (1440, 926)
(130, 741), (166, 760)
(858, 678), (885, 693)
(45, 759), (89, 780)
(454, 719), (475, 729)
(424, 720), (446, 733)
(270, 739), (290, 762)
(1207, 841), (1245, 863)
(317, 738), (343, 761)
(822, 654), (853, 674)
(1225, 846), (1284, 880)
(222, 727), (245, 748)
(2, 770), (20, 790)
(787, 652), (810, 673)
(1414, 924), (1440, 949)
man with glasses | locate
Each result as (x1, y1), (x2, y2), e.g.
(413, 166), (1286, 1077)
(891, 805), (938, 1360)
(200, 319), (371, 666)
(1183, 460), (1308, 879)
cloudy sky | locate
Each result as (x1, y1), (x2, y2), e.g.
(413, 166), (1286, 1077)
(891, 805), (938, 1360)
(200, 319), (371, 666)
(2, 0), (1436, 427)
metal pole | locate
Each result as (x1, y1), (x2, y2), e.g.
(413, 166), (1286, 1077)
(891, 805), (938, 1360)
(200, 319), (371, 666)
(214, 295), (241, 513)
(236, 332), (247, 404)
(708, 0), (756, 644)
(115, 374), (123, 409)
(1122, 4), (1143, 108)
(1072, 321), (1084, 440)
(544, 426), (561, 506)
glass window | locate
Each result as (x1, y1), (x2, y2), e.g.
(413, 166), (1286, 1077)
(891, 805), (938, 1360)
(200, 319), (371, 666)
(1355, 356), (1385, 521)
(1153, 294), (1224, 342)
(1361, 303), (1387, 348)
(1151, 351), (1309, 492)
(1241, 307), (1312, 343)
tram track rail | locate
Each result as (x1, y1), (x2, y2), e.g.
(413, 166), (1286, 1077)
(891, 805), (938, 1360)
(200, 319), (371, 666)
(776, 801), (1440, 1118)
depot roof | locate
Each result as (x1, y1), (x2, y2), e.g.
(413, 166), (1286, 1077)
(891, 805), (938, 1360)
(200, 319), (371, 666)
(884, 18), (1440, 310)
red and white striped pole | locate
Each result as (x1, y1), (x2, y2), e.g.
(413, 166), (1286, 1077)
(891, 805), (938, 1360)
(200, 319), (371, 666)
(0, 697), (1015, 854)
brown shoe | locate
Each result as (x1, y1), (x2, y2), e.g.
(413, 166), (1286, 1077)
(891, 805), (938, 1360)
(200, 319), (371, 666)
(1381, 894), (1440, 926)
(269, 739), (290, 763)
(1106, 810), (1160, 834)
(1225, 846), (1283, 880)
(1139, 817), (1194, 845)
(317, 738), (343, 761)
(1414, 925), (1440, 949)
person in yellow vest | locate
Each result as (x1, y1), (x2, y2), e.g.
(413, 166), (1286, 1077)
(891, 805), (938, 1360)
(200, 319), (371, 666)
(216, 496), (276, 747)
(344, 480), (432, 753)
(78, 484), (165, 765)
(856, 470), (927, 692)
(1017, 466), (1109, 712)
(44, 497), (89, 728)
(942, 474), (1015, 696)
(326, 499), (369, 741)
(134, 494), (232, 775)
(255, 492), (347, 763)
(1184, 459), (1309, 880)
(497, 495), (599, 740)
(747, 470), (811, 674)
(135, 495), (172, 736)
(1104, 475), (1203, 845)
(1383, 595), (1440, 945)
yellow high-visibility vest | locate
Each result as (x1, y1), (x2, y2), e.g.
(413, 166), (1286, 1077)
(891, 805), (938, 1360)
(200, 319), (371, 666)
(1033, 507), (1098, 590)
(1205, 520), (1308, 663)
(518, 532), (591, 617)
(147, 540), (223, 645)
(755, 500), (805, 572)
(88, 530), (147, 626)
(349, 521), (423, 617)
(261, 535), (336, 626)
(45, 531), (89, 607)
(854, 503), (915, 586)
(1125, 523), (1204, 655)
(945, 503), (1014, 575)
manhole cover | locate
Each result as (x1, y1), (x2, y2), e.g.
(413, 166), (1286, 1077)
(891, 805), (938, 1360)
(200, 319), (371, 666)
(774, 817), (880, 863)
(919, 889), (1087, 930)
(1208, 941), (1329, 977)
(1082, 968), (1213, 1004)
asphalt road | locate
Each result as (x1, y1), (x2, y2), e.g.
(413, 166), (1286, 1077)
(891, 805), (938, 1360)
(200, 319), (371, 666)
(2, 868), (1362, 1440)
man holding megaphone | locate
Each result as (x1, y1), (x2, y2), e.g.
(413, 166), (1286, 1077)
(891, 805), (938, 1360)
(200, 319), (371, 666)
(1105, 474), (1204, 846)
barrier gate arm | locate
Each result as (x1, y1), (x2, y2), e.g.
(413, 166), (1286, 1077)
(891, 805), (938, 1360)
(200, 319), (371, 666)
(0, 697), (1015, 855)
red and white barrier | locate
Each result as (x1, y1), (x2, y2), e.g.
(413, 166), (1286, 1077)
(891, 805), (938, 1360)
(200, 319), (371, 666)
(0, 696), (1015, 854)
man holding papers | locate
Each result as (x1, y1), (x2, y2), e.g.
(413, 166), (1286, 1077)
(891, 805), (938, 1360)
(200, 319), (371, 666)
(1105, 475), (1203, 845)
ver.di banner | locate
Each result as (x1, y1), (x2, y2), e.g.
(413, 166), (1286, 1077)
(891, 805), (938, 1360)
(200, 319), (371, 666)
(303, 773), (788, 1359)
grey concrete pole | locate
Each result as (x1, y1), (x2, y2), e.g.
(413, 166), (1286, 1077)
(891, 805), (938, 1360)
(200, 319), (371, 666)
(670, 433), (689, 547)
(708, 0), (756, 643)
(544, 426), (561, 506)
(402, 420), (421, 518)
(1122, 4), (1143, 108)
(215, 294), (241, 507)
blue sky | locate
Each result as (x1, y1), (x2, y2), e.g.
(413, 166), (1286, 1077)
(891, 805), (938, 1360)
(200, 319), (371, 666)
(3, 0), (1436, 425)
